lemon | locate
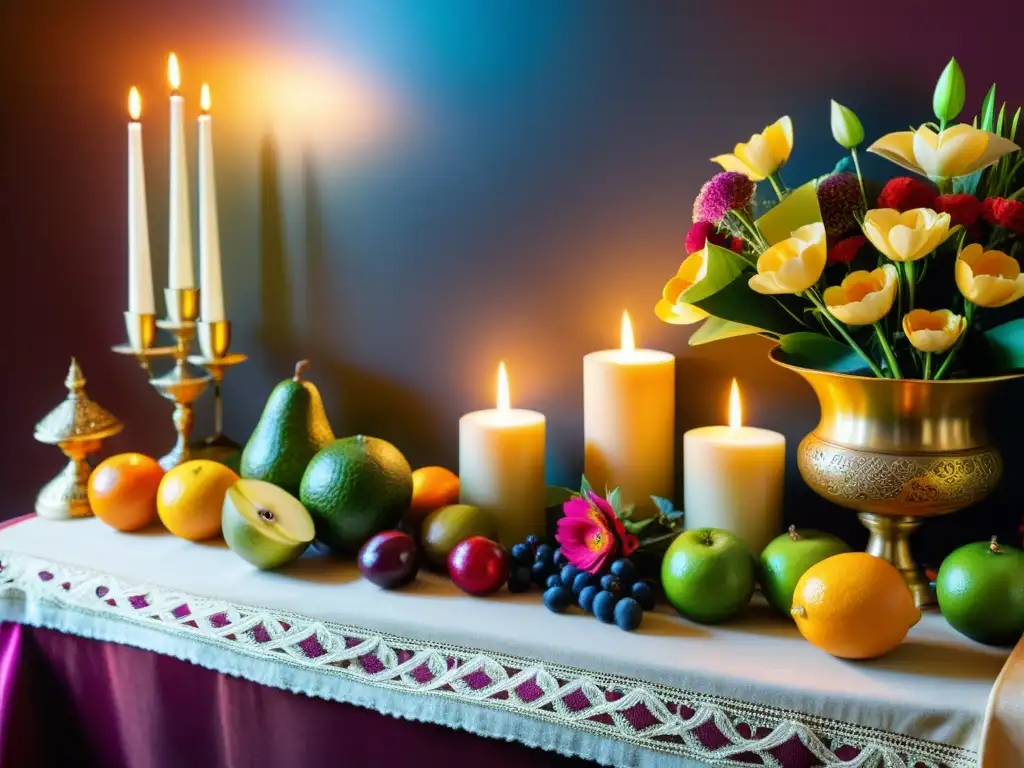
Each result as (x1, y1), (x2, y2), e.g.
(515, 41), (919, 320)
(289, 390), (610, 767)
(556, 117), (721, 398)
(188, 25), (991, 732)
(791, 552), (920, 659)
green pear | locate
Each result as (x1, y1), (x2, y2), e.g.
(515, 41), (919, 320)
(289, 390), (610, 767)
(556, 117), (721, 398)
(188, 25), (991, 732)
(240, 360), (334, 496)
(222, 479), (315, 569)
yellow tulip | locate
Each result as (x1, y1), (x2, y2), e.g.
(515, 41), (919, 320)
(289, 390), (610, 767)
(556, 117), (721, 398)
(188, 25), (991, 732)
(955, 243), (1024, 308)
(748, 222), (826, 295)
(862, 208), (956, 263)
(712, 116), (793, 181)
(823, 265), (898, 325)
(868, 124), (1019, 179)
(902, 309), (965, 354)
(655, 250), (709, 325)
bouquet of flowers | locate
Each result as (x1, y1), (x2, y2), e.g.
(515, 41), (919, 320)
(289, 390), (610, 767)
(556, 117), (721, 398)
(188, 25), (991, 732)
(656, 58), (1024, 380)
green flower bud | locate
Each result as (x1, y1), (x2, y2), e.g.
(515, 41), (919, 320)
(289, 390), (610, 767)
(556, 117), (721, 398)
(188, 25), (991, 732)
(933, 57), (966, 124)
(830, 100), (864, 149)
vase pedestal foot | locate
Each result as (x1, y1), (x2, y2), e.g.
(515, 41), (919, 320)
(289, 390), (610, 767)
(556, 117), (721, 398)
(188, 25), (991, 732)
(858, 512), (935, 608)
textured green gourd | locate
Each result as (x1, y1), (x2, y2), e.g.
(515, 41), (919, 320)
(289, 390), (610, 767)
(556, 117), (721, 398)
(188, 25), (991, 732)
(240, 360), (335, 497)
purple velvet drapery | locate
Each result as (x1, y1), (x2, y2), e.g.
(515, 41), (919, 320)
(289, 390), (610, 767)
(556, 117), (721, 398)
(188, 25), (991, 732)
(0, 623), (593, 768)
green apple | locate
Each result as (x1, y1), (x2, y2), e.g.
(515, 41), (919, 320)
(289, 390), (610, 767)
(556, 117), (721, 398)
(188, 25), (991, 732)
(222, 479), (316, 569)
(936, 537), (1024, 647)
(760, 526), (851, 616)
(661, 528), (755, 624)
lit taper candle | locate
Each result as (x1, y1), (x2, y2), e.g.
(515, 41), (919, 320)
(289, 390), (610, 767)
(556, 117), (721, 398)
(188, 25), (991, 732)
(584, 311), (675, 514)
(197, 83), (225, 322)
(127, 87), (155, 315)
(459, 362), (546, 546)
(167, 53), (194, 290)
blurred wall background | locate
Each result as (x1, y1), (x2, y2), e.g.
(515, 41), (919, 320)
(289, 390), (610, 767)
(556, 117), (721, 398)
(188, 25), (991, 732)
(5, 0), (1024, 562)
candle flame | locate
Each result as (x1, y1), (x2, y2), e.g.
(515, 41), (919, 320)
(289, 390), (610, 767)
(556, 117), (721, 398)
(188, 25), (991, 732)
(128, 87), (141, 121)
(168, 53), (181, 91)
(200, 83), (211, 113)
(728, 378), (742, 430)
(621, 310), (635, 352)
(497, 361), (510, 411)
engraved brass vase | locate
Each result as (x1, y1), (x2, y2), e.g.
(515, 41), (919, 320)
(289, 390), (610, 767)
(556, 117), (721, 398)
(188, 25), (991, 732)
(771, 348), (1021, 607)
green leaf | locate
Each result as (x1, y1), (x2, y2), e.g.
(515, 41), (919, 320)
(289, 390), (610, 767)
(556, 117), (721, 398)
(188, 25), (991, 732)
(1011, 106), (1021, 142)
(545, 486), (576, 508)
(623, 518), (655, 534)
(688, 316), (763, 346)
(675, 242), (747, 304)
(980, 83), (997, 132)
(777, 332), (872, 374)
(651, 496), (676, 518)
(579, 476), (593, 498)
(983, 319), (1024, 372)
(755, 182), (823, 246)
(685, 277), (806, 337)
(996, 103), (1006, 137)
(933, 57), (966, 123)
(619, 503), (635, 521)
(607, 487), (623, 516)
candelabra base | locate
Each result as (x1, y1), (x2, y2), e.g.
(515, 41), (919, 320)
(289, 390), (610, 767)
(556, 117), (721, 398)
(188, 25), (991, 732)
(150, 360), (211, 472)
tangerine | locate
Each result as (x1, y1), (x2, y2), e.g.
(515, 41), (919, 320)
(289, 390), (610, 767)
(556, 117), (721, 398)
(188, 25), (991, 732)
(87, 453), (164, 532)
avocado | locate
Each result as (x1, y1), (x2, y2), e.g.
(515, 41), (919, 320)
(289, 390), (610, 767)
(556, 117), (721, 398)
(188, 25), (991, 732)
(300, 435), (413, 554)
(240, 360), (335, 496)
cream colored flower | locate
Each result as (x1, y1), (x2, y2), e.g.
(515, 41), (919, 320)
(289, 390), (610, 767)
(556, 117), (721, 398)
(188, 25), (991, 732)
(868, 124), (1018, 179)
(955, 243), (1024, 308)
(902, 309), (965, 353)
(655, 250), (709, 325)
(712, 116), (793, 181)
(862, 208), (956, 263)
(748, 222), (826, 295)
(823, 265), (898, 325)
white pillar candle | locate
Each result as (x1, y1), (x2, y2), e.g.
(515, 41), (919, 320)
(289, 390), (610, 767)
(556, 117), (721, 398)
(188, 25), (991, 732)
(167, 53), (194, 290)
(197, 84), (225, 322)
(584, 311), (675, 514)
(126, 87), (155, 315)
(459, 362), (546, 546)
(683, 379), (785, 556)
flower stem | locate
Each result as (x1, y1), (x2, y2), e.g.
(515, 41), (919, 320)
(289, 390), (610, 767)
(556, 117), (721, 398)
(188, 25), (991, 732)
(731, 210), (769, 253)
(768, 174), (785, 201)
(904, 259), (917, 311)
(805, 291), (886, 377)
(923, 352), (933, 380)
(873, 323), (904, 378)
(933, 302), (974, 380)
(850, 148), (869, 211)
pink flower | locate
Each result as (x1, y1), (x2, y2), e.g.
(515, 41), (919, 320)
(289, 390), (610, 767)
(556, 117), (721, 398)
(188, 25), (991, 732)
(555, 492), (637, 574)
(692, 172), (756, 224)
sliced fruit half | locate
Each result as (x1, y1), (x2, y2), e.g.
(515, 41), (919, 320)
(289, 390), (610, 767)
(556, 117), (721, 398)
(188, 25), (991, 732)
(222, 479), (315, 569)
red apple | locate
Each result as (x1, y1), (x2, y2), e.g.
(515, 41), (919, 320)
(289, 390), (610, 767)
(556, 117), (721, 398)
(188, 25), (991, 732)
(447, 536), (510, 596)
(358, 530), (419, 589)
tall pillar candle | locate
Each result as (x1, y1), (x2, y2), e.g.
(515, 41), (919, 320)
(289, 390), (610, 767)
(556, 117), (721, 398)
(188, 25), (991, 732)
(197, 84), (225, 322)
(167, 53), (194, 290)
(459, 362), (546, 546)
(126, 87), (155, 315)
(683, 380), (785, 556)
(584, 311), (675, 513)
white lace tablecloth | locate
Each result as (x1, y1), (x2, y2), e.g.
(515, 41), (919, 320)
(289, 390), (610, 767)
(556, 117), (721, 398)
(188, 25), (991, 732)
(0, 516), (1016, 768)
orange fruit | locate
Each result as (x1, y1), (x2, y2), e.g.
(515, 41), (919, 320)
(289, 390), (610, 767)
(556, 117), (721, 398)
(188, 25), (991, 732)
(791, 552), (921, 659)
(157, 460), (238, 541)
(410, 466), (460, 512)
(88, 453), (164, 531)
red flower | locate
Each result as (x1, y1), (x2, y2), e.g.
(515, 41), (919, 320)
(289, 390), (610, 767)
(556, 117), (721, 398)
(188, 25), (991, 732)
(685, 221), (744, 255)
(982, 197), (1024, 234)
(934, 194), (982, 228)
(827, 235), (867, 265)
(877, 177), (938, 212)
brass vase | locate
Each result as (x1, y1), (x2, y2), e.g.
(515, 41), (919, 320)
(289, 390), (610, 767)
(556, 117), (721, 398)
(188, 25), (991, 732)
(770, 348), (1020, 607)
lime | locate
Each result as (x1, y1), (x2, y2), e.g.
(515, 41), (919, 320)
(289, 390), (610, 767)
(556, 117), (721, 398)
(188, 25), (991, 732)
(936, 538), (1024, 647)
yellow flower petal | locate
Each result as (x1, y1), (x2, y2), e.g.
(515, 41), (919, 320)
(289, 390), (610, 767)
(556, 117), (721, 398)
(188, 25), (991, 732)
(867, 131), (921, 175)
(763, 116), (794, 165)
(711, 152), (762, 180)
(955, 245), (1024, 308)
(902, 309), (964, 353)
(655, 298), (708, 325)
(824, 265), (897, 325)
